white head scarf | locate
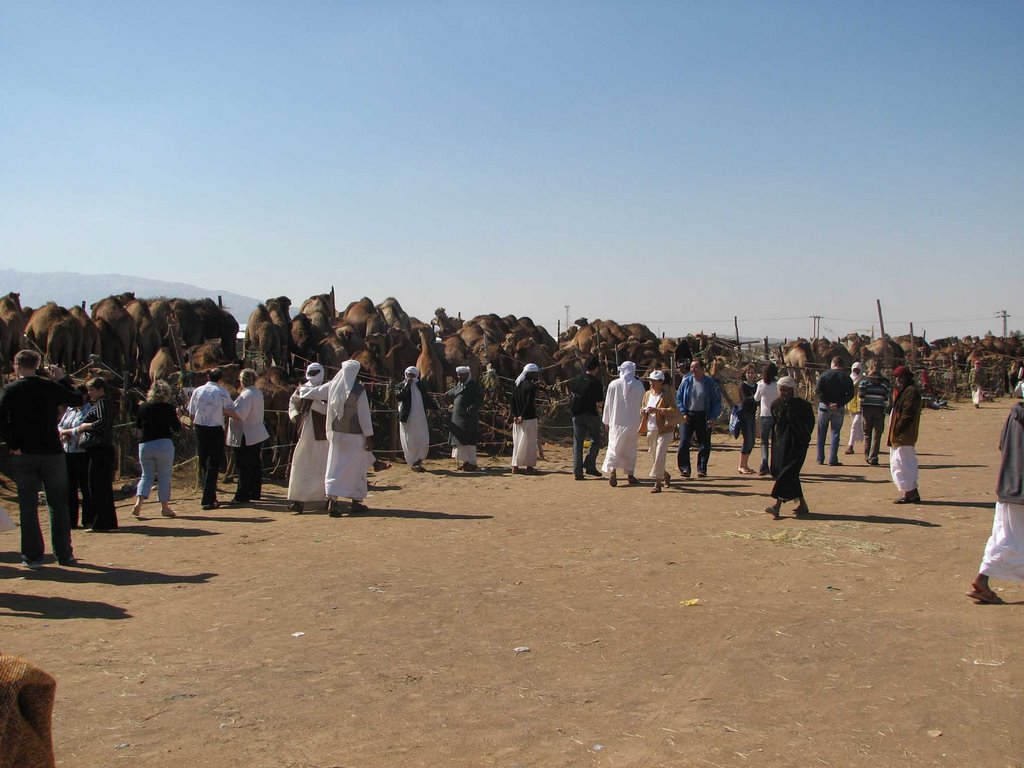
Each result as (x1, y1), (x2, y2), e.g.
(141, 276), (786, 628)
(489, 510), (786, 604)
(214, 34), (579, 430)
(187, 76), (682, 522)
(618, 361), (637, 403)
(647, 369), (665, 381)
(515, 363), (541, 387)
(850, 362), (862, 384)
(404, 366), (420, 380)
(306, 363), (325, 387)
(456, 365), (471, 380)
(327, 359), (361, 427)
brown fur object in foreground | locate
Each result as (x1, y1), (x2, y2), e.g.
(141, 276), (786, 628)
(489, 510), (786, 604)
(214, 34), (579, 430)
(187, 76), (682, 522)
(0, 654), (56, 768)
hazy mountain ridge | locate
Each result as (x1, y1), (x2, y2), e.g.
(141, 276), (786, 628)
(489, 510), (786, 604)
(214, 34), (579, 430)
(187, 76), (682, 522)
(0, 269), (261, 323)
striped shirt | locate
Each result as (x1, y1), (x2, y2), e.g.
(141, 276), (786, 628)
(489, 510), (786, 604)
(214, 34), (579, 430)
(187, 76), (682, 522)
(859, 376), (892, 410)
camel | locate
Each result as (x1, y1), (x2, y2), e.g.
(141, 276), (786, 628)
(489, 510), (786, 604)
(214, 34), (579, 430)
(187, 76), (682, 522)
(415, 326), (445, 390)
(316, 336), (349, 376)
(121, 295), (161, 383)
(300, 293), (336, 339)
(377, 297), (412, 335)
(169, 299), (205, 346)
(25, 303), (82, 371)
(149, 348), (179, 383)
(91, 295), (138, 377)
(383, 327), (420, 381)
(342, 297), (386, 338)
(264, 297), (292, 371)
(256, 366), (294, 479)
(433, 307), (462, 337)
(782, 339), (816, 396)
(68, 305), (101, 365)
(0, 292), (24, 371)
(245, 304), (288, 370)
(191, 299), (240, 353)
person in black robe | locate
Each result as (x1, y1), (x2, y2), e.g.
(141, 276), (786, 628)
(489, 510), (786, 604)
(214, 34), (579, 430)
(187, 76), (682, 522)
(765, 376), (816, 520)
(446, 366), (483, 470)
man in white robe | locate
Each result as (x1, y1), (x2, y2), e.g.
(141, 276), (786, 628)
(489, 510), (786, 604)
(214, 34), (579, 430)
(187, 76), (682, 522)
(298, 359), (374, 516)
(287, 363), (329, 514)
(511, 363), (541, 473)
(968, 401), (1024, 603)
(601, 361), (645, 487)
(397, 366), (430, 472)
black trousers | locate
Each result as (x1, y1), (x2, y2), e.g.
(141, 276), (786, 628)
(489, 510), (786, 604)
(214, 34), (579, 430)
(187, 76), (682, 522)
(233, 436), (264, 502)
(65, 451), (90, 529)
(85, 445), (117, 530)
(195, 425), (225, 506)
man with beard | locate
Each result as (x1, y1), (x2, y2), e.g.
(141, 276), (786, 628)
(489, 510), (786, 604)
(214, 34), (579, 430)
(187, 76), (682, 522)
(765, 376), (816, 520)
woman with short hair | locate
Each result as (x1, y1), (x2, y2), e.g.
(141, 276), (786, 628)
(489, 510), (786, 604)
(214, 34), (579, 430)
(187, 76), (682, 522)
(226, 368), (270, 504)
(75, 377), (117, 531)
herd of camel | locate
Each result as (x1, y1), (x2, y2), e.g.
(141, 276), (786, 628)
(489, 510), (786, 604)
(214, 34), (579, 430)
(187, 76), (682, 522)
(0, 289), (1020, 399)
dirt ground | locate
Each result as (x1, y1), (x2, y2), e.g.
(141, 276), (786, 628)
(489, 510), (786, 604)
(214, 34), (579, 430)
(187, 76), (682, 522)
(2, 400), (1022, 768)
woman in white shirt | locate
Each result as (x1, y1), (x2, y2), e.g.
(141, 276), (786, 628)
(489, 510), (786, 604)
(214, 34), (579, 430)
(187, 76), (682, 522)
(227, 368), (270, 504)
(754, 363), (780, 476)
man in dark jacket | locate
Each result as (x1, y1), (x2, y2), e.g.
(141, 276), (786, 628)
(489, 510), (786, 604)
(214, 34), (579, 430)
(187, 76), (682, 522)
(858, 361), (892, 465)
(446, 366), (482, 471)
(815, 356), (855, 466)
(0, 350), (83, 568)
(570, 357), (604, 480)
(888, 366), (923, 504)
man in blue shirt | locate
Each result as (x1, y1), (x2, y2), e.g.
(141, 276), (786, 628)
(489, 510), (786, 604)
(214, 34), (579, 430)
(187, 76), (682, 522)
(675, 359), (722, 478)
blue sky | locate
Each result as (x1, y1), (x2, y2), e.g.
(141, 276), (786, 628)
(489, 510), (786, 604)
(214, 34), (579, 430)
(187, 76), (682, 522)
(2, 1), (1021, 339)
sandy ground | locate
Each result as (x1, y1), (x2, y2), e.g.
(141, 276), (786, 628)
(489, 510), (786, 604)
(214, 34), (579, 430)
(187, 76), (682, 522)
(1, 400), (1022, 768)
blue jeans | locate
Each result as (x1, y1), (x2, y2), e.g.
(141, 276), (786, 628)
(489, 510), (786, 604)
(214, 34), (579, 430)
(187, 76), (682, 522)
(739, 412), (756, 456)
(572, 413), (603, 477)
(678, 411), (711, 474)
(816, 405), (845, 464)
(138, 438), (175, 503)
(12, 453), (74, 564)
(759, 415), (773, 473)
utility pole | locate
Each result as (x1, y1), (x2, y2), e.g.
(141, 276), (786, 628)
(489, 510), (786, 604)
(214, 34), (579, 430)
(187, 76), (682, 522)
(997, 309), (1009, 337)
(810, 315), (822, 338)
(564, 305), (570, 330)
(876, 300), (886, 339)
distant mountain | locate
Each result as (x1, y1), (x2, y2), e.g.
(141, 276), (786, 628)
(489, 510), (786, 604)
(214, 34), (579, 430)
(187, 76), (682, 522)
(0, 269), (261, 323)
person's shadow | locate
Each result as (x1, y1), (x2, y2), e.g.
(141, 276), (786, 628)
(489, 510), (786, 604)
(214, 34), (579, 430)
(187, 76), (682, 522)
(0, 592), (131, 620)
(0, 552), (218, 586)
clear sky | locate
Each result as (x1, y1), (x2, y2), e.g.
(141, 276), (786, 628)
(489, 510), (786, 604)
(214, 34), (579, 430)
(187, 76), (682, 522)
(2, 1), (1021, 340)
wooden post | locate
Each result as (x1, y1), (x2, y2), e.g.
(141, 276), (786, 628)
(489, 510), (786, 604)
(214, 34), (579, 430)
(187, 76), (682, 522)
(876, 300), (886, 339)
(763, 336), (769, 360)
(734, 316), (740, 347)
(218, 295), (223, 308)
(909, 323), (916, 367)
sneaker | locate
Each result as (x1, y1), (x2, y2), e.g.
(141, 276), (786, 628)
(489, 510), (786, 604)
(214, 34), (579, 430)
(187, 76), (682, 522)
(58, 557), (78, 567)
(22, 558), (44, 570)
(584, 468), (601, 477)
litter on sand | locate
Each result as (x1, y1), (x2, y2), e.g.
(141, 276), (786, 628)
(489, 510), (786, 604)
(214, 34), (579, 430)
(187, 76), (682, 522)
(679, 599), (701, 607)
(513, 646), (531, 654)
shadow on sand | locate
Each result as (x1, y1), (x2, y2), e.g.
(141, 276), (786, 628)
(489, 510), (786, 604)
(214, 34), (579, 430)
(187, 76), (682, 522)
(0, 591), (131, 620)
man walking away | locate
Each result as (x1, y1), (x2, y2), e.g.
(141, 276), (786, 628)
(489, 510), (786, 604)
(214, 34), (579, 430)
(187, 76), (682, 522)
(570, 357), (604, 480)
(815, 356), (854, 466)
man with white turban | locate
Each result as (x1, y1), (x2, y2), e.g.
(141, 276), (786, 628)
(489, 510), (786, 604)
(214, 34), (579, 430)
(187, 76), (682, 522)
(601, 361), (645, 486)
(765, 376), (815, 519)
(511, 363), (541, 474)
(286, 363), (329, 514)
(396, 366), (431, 472)
(446, 366), (482, 470)
(298, 359), (375, 516)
